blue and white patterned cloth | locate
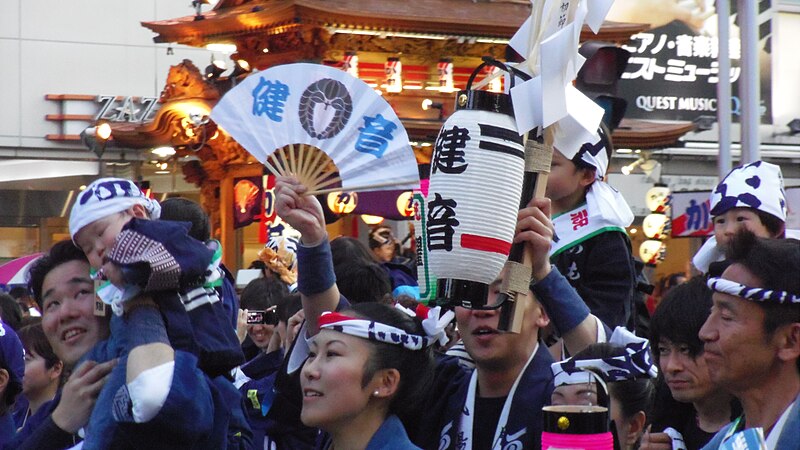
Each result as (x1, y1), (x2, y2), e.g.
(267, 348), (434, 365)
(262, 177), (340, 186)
(710, 160), (787, 221)
(551, 327), (658, 385)
(707, 276), (800, 304)
(69, 177), (161, 240)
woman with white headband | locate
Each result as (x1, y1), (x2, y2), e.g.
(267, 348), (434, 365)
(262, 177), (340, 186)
(302, 302), (442, 450)
(273, 176), (449, 449)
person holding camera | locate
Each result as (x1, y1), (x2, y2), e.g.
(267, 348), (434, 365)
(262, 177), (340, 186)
(234, 280), (317, 449)
(238, 277), (289, 359)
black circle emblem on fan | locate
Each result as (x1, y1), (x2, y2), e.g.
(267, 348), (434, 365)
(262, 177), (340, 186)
(298, 78), (353, 140)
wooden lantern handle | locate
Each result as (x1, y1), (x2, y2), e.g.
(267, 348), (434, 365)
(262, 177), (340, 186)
(497, 128), (553, 333)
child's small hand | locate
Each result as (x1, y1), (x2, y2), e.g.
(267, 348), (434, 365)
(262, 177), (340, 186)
(100, 260), (125, 288)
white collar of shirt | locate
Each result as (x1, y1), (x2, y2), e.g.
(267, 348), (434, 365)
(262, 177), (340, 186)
(765, 399), (795, 450)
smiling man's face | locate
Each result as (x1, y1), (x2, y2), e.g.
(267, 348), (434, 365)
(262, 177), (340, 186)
(40, 260), (110, 368)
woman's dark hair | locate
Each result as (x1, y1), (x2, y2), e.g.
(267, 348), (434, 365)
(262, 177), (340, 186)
(655, 273), (686, 297)
(276, 293), (303, 324)
(159, 197), (211, 242)
(18, 323), (61, 372)
(28, 240), (88, 308)
(331, 236), (376, 266)
(8, 287), (29, 301)
(345, 302), (435, 423)
(650, 277), (712, 361)
(0, 294), (23, 332)
(334, 260), (392, 305)
(239, 277), (289, 311)
(572, 342), (655, 421)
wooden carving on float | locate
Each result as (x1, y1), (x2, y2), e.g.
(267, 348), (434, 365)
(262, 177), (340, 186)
(234, 27), (331, 68)
(327, 34), (506, 62)
(160, 59), (220, 102)
(152, 59), (254, 236)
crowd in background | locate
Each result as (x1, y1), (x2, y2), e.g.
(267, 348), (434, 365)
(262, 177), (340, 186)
(0, 156), (797, 450)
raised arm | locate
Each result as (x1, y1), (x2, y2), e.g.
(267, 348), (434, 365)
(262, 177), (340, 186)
(515, 197), (599, 355)
(275, 176), (339, 335)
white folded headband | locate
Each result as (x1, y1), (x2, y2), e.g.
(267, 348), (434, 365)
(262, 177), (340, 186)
(707, 277), (800, 305)
(70, 178), (162, 240)
(575, 131), (609, 181)
(318, 304), (454, 351)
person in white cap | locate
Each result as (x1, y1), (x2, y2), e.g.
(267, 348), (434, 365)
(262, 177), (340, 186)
(693, 160), (795, 274)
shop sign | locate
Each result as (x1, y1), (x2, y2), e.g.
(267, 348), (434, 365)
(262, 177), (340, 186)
(608, 6), (774, 123)
(670, 190), (713, 237)
(95, 96), (159, 123)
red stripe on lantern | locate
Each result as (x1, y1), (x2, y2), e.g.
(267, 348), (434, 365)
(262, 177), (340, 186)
(460, 234), (511, 255)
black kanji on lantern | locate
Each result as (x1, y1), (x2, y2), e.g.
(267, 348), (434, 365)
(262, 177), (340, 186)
(427, 193), (459, 251)
(432, 125), (471, 174)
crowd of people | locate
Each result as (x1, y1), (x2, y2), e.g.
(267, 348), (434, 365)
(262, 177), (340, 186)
(0, 150), (797, 449)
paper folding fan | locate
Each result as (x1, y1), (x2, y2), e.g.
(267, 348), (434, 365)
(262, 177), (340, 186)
(211, 63), (420, 194)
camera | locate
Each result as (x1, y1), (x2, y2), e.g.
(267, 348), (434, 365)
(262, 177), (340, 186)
(246, 308), (279, 325)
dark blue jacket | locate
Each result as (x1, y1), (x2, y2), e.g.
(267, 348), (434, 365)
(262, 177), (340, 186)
(552, 229), (636, 329)
(317, 415), (421, 450)
(238, 351), (316, 449)
(4, 395), (59, 449)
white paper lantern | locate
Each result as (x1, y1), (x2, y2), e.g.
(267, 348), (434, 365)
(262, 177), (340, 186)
(484, 65), (502, 93)
(396, 191), (414, 218)
(426, 90), (525, 299)
(639, 240), (665, 265)
(645, 186), (671, 213)
(384, 57), (402, 93)
(361, 214), (384, 225)
(342, 52), (358, 78)
(642, 213), (669, 239)
(438, 58), (454, 93)
(326, 191), (358, 214)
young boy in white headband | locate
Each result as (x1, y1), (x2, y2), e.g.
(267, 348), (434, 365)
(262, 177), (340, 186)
(68, 177), (251, 447)
(69, 177), (244, 376)
(546, 129), (637, 330)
